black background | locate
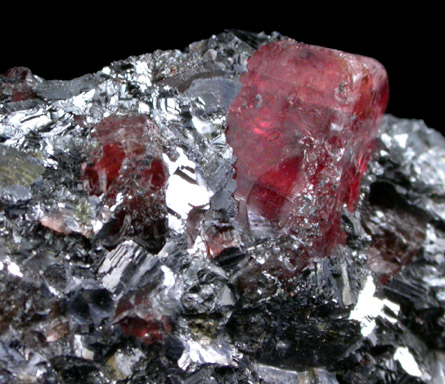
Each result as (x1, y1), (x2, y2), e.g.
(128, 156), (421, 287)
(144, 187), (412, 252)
(2, 5), (442, 133)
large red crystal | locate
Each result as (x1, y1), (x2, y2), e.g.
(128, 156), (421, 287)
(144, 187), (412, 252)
(226, 40), (388, 257)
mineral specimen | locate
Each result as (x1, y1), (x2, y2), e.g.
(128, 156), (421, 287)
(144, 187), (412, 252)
(0, 31), (444, 384)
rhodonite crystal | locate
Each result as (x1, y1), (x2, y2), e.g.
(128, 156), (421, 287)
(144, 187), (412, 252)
(227, 41), (388, 260)
(0, 31), (444, 384)
(80, 115), (168, 251)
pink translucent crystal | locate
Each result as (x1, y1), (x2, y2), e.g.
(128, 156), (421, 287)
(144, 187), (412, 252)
(226, 40), (389, 258)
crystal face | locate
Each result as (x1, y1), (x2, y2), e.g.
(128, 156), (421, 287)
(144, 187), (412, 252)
(0, 31), (444, 384)
(227, 40), (389, 259)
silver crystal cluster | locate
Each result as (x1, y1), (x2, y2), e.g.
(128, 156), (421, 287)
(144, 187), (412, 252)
(0, 31), (444, 383)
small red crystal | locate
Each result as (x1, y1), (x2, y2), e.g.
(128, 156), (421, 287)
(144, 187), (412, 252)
(1, 67), (37, 102)
(363, 183), (427, 284)
(81, 115), (168, 249)
(203, 223), (242, 259)
(118, 315), (171, 345)
(114, 297), (171, 345)
(226, 40), (388, 258)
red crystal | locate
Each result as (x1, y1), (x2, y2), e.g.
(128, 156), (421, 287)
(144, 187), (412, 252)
(1, 67), (37, 102)
(226, 40), (388, 258)
(81, 115), (168, 250)
(118, 315), (170, 345)
(363, 183), (427, 284)
(203, 223), (242, 259)
(114, 297), (171, 345)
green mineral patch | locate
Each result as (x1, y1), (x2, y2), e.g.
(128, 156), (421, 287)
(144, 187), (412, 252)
(0, 145), (45, 187)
